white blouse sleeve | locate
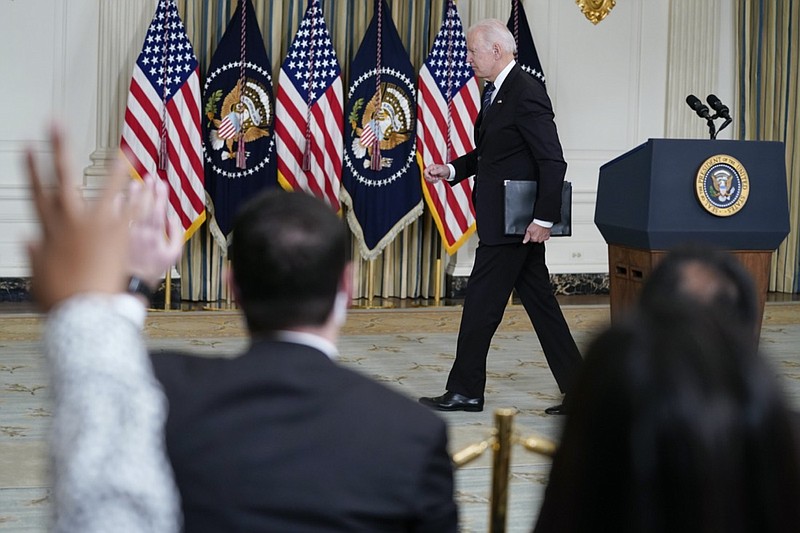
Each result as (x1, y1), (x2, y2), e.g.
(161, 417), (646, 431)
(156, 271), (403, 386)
(43, 294), (181, 533)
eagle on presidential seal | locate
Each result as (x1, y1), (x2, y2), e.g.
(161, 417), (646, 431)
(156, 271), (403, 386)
(204, 78), (272, 163)
(708, 167), (736, 203)
(348, 82), (414, 170)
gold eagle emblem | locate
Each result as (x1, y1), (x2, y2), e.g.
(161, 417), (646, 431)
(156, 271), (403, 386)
(350, 82), (414, 169)
(206, 79), (272, 162)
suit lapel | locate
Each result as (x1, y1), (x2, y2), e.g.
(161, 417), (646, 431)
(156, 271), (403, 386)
(474, 64), (522, 145)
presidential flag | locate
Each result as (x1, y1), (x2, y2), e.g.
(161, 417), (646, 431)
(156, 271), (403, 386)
(120, 0), (205, 240)
(417, 0), (479, 254)
(203, 0), (276, 250)
(276, 0), (343, 212)
(342, 0), (422, 260)
(508, 0), (546, 85)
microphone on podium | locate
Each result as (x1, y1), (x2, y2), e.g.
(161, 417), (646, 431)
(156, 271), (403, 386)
(686, 94), (711, 119)
(686, 94), (716, 139)
(706, 94), (732, 120)
(706, 94), (733, 136)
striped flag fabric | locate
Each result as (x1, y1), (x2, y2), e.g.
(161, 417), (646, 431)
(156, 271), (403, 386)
(202, 0), (277, 250)
(508, 0), (546, 85)
(276, 0), (343, 212)
(417, 0), (480, 255)
(120, 0), (205, 240)
(342, 0), (422, 260)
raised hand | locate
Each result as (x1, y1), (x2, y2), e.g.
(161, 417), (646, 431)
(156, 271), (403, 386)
(26, 126), (133, 311)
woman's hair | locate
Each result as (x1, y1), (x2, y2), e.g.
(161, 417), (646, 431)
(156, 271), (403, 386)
(639, 246), (759, 341)
(535, 303), (800, 533)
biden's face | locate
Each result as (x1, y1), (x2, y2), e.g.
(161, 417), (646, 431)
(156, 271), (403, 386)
(466, 31), (498, 81)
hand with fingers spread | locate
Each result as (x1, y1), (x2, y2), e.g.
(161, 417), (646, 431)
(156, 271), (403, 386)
(126, 175), (184, 291)
(26, 127), (134, 311)
(26, 128), (184, 311)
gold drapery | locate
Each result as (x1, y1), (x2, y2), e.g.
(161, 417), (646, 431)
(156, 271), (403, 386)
(736, 0), (800, 293)
(176, 0), (451, 301)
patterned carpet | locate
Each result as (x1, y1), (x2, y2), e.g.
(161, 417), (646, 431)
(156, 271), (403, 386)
(1, 302), (799, 532)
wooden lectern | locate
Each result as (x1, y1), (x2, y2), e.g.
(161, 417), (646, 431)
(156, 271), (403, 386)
(595, 139), (790, 332)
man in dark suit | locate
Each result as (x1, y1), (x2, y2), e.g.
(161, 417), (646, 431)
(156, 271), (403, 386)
(151, 190), (458, 532)
(419, 19), (581, 415)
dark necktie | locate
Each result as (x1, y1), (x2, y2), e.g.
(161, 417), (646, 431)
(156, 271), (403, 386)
(482, 81), (495, 116)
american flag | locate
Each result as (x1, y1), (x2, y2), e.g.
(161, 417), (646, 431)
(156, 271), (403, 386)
(417, 1), (479, 254)
(120, 0), (205, 240)
(276, 0), (343, 212)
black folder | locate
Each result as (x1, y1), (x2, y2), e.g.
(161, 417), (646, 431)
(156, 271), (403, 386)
(504, 180), (572, 237)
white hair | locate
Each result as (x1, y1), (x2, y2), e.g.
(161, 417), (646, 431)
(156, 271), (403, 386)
(467, 19), (517, 56)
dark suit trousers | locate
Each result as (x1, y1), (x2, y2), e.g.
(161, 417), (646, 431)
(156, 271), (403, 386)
(445, 241), (582, 399)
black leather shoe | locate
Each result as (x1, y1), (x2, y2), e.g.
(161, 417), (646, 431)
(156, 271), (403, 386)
(419, 391), (484, 412)
(544, 403), (568, 415)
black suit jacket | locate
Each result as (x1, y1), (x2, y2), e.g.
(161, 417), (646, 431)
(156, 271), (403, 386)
(151, 340), (457, 532)
(450, 64), (567, 245)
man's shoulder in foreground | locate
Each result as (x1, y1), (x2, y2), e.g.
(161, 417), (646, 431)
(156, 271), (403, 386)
(149, 342), (458, 532)
(151, 341), (446, 427)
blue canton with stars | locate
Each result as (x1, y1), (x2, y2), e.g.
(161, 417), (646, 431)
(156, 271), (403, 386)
(137, 0), (198, 98)
(424, 6), (474, 100)
(283, 3), (340, 106)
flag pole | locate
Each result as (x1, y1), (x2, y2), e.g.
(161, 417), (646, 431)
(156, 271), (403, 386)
(434, 257), (442, 306)
(226, 258), (232, 307)
(367, 259), (375, 307)
(164, 269), (172, 310)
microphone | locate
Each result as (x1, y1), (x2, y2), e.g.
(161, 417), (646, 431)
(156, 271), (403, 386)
(706, 94), (731, 120)
(686, 94), (711, 119)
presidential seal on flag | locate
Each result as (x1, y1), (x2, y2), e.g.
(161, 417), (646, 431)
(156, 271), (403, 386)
(341, 0), (421, 260)
(348, 80), (416, 174)
(201, 0), (276, 250)
(205, 77), (273, 165)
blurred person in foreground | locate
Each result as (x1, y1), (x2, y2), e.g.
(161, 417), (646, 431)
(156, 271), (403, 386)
(534, 249), (800, 533)
(638, 245), (761, 346)
(26, 125), (183, 532)
(150, 189), (458, 532)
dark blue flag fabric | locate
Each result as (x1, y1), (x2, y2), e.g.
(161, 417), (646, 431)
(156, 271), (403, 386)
(342, 0), (422, 260)
(508, 0), (546, 86)
(203, 0), (276, 250)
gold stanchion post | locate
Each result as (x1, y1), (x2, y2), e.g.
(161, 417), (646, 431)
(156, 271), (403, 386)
(450, 408), (557, 531)
(490, 408), (517, 533)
